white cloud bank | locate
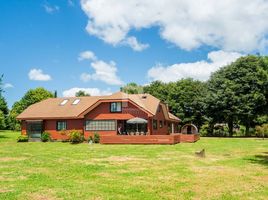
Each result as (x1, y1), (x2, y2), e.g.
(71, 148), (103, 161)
(78, 51), (123, 85)
(28, 69), (52, 81)
(62, 87), (112, 97)
(81, 0), (268, 52)
(148, 50), (243, 82)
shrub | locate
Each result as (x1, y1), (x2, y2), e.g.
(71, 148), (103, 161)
(68, 130), (84, 144)
(93, 132), (100, 143)
(88, 136), (93, 143)
(200, 123), (209, 136)
(14, 123), (21, 131)
(235, 125), (246, 137)
(41, 132), (51, 142)
(255, 124), (268, 138)
(17, 135), (28, 142)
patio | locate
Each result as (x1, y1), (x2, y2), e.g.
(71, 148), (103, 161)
(100, 133), (200, 144)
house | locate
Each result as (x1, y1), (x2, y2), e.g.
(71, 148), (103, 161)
(17, 92), (199, 144)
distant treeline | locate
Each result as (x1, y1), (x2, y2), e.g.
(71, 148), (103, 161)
(120, 55), (268, 137)
(0, 55), (267, 137)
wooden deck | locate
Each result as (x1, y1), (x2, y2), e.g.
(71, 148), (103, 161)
(100, 133), (200, 144)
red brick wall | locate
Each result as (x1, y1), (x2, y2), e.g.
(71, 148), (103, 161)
(85, 102), (148, 120)
(44, 119), (84, 140)
(84, 101), (149, 137)
(151, 105), (169, 135)
(21, 120), (27, 135)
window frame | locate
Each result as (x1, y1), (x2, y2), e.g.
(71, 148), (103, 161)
(85, 120), (116, 131)
(56, 121), (67, 131)
(159, 120), (163, 128)
(110, 102), (122, 113)
(153, 119), (158, 130)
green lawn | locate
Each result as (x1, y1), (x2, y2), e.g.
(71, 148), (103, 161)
(0, 131), (267, 200)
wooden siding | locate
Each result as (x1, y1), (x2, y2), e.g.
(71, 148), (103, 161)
(100, 134), (199, 144)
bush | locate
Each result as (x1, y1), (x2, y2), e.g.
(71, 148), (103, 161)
(93, 132), (100, 143)
(88, 136), (93, 143)
(68, 130), (84, 144)
(255, 124), (268, 138)
(200, 123), (209, 136)
(200, 123), (229, 137)
(41, 132), (51, 142)
(14, 123), (21, 131)
(17, 135), (28, 142)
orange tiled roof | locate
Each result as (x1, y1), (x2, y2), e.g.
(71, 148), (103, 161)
(17, 92), (180, 122)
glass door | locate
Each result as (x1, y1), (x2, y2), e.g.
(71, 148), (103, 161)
(27, 121), (43, 138)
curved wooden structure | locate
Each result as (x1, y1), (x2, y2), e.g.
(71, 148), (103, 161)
(181, 124), (198, 134)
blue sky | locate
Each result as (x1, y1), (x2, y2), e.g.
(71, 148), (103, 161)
(1, 0), (268, 107)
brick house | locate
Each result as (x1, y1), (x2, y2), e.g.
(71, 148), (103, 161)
(17, 92), (199, 144)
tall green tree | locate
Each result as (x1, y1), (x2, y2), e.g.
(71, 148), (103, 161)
(143, 81), (168, 101)
(120, 82), (144, 94)
(144, 79), (207, 129)
(0, 74), (4, 96)
(75, 90), (90, 97)
(8, 87), (53, 130)
(167, 79), (207, 128)
(206, 55), (268, 136)
(0, 75), (9, 129)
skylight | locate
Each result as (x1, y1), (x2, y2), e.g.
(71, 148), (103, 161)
(60, 99), (68, 106)
(72, 99), (80, 105)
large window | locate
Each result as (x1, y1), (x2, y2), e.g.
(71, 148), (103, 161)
(153, 119), (158, 130)
(110, 102), (122, 112)
(85, 120), (116, 131)
(57, 121), (67, 131)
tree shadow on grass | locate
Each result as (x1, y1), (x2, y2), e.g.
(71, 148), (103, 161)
(0, 134), (8, 139)
(246, 152), (268, 167)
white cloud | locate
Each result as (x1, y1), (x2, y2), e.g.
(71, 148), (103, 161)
(122, 37), (149, 51)
(81, 0), (268, 52)
(62, 87), (112, 97)
(43, 4), (59, 14)
(3, 83), (14, 89)
(79, 50), (123, 85)
(78, 51), (97, 61)
(80, 73), (91, 82)
(148, 50), (243, 82)
(90, 60), (123, 85)
(28, 69), (52, 81)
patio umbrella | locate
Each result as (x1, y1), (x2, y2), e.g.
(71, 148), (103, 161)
(127, 117), (148, 132)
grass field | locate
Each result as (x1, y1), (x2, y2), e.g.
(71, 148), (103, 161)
(0, 131), (267, 200)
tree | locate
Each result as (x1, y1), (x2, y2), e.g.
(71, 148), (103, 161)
(206, 55), (268, 136)
(167, 79), (207, 128)
(144, 79), (207, 129)
(8, 87), (53, 130)
(0, 74), (4, 96)
(120, 82), (144, 94)
(143, 81), (168, 101)
(0, 110), (5, 129)
(0, 75), (9, 129)
(75, 90), (90, 97)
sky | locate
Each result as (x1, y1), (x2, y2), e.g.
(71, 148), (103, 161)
(1, 0), (268, 108)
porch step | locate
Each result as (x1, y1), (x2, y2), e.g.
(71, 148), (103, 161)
(29, 138), (41, 142)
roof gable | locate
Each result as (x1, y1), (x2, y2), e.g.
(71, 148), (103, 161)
(17, 92), (180, 122)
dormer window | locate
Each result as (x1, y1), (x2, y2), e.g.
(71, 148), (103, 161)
(72, 99), (80, 105)
(110, 102), (122, 112)
(60, 99), (68, 106)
